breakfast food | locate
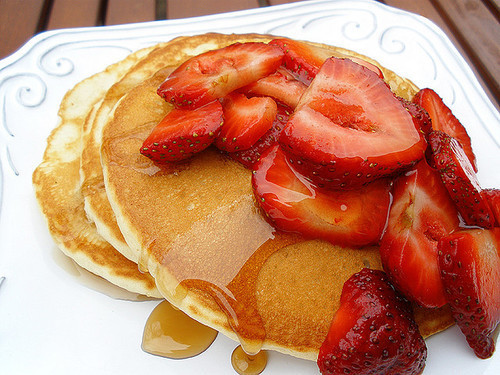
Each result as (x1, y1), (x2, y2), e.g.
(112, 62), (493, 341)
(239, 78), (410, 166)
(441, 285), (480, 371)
(33, 32), (499, 374)
(32, 45), (161, 297)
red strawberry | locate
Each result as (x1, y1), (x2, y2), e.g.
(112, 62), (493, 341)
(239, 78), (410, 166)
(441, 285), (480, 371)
(157, 42), (283, 109)
(140, 100), (223, 163)
(270, 38), (383, 84)
(399, 97), (433, 135)
(252, 145), (391, 248)
(483, 189), (500, 226)
(215, 93), (277, 152)
(427, 130), (495, 228)
(241, 67), (307, 109)
(438, 227), (500, 359)
(279, 57), (426, 190)
(230, 104), (290, 168)
(380, 160), (460, 308)
(317, 268), (427, 375)
(413, 88), (477, 171)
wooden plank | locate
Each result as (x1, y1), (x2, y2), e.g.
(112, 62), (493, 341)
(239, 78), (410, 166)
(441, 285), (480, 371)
(269, 0), (303, 4)
(167, 0), (259, 19)
(106, 0), (156, 25)
(0, 0), (45, 58)
(46, 0), (101, 30)
(486, 0), (500, 15)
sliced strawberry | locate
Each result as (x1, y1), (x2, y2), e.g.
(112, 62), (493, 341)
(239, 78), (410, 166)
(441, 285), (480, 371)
(380, 160), (460, 308)
(279, 57), (426, 190)
(483, 189), (500, 226)
(413, 88), (477, 171)
(157, 42), (284, 109)
(399, 97), (433, 135)
(140, 100), (223, 163)
(427, 130), (495, 228)
(230, 104), (290, 168)
(438, 227), (500, 359)
(317, 268), (427, 375)
(215, 93), (277, 152)
(270, 38), (383, 84)
(252, 145), (391, 248)
(241, 68), (307, 109)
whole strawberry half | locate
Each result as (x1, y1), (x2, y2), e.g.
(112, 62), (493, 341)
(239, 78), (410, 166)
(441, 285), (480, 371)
(427, 130), (495, 228)
(380, 160), (460, 308)
(215, 93), (277, 152)
(252, 145), (391, 248)
(317, 268), (427, 375)
(438, 227), (500, 359)
(279, 57), (426, 190)
(157, 42), (284, 109)
(270, 38), (383, 84)
(140, 100), (223, 163)
(230, 104), (291, 168)
(413, 88), (477, 171)
(241, 67), (307, 109)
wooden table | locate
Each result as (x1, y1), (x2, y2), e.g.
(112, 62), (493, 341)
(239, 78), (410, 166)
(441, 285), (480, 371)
(1, 0), (498, 110)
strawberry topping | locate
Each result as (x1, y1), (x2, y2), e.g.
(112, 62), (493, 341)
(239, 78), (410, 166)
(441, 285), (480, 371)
(279, 57), (426, 190)
(438, 227), (500, 359)
(229, 104), (290, 168)
(215, 93), (277, 152)
(157, 42), (284, 109)
(140, 100), (223, 163)
(317, 268), (427, 375)
(414, 88), (477, 171)
(483, 189), (500, 226)
(380, 160), (460, 308)
(252, 145), (392, 247)
(427, 130), (495, 228)
(241, 67), (307, 109)
(270, 38), (383, 84)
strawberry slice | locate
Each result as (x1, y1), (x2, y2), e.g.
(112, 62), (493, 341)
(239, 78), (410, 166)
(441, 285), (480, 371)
(157, 42), (283, 109)
(252, 145), (391, 248)
(270, 38), (383, 84)
(317, 268), (427, 375)
(140, 100), (223, 163)
(230, 104), (291, 168)
(215, 93), (277, 152)
(380, 160), (460, 308)
(413, 88), (477, 171)
(427, 130), (495, 228)
(483, 189), (500, 226)
(241, 67), (307, 109)
(279, 57), (426, 190)
(438, 227), (500, 359)
(399, 97), (433, 135)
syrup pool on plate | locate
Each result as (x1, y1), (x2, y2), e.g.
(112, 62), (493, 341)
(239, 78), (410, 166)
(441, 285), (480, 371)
(142, 300), (218, 359)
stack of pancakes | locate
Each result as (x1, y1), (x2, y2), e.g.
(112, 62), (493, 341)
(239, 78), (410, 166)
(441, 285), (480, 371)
(33, 33), (453, 360)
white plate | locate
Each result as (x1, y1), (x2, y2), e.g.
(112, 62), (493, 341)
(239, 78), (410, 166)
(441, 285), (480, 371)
(0, 0), (499, 374)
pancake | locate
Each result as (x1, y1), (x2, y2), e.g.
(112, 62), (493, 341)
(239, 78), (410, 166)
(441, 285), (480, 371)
(98, 33), (454, 359)
(33, 46), (161, 298)
(79, 34), (269, 263)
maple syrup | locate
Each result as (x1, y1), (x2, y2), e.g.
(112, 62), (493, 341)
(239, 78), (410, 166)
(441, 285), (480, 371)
(231, 345), (268, 375)
(142, 300), (218, 359)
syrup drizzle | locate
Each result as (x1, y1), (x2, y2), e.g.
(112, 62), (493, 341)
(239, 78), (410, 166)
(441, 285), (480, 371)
(142, 300), (218, 359)
(231, 345), (268, 375)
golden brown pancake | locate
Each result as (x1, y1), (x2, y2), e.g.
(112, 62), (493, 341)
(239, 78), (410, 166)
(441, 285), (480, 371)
(33, 47), (161, 298)
(98, 33), (454, 359)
